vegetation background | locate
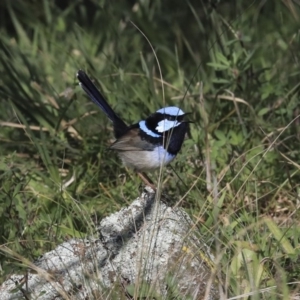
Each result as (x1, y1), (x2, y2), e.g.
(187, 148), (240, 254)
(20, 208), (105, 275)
(0, 0), (300, 298)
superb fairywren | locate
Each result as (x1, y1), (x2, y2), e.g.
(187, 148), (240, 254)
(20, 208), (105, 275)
(77, 70), (190, 187)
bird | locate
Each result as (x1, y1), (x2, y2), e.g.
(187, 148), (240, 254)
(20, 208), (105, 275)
(76, 70), (190, 188)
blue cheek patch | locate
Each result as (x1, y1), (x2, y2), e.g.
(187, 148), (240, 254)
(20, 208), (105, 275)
(139, 120), (161, 138)
(155, 119), (180, 133)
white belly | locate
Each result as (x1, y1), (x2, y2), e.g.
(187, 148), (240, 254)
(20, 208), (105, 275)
(118, 146), (175, 172)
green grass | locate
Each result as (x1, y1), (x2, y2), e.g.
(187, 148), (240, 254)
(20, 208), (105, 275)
(1, 0), (300, 298)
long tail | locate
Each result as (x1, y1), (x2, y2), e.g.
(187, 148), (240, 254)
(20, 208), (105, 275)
(77, 70), (128, 138)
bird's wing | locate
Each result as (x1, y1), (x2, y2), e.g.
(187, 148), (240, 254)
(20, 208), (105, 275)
(109, 128), (157, 151)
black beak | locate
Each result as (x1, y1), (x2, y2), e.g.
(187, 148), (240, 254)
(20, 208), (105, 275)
(182, 112), (193, 123)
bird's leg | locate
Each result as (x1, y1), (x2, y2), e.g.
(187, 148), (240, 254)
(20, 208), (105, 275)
(137, 172), (156, 190)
